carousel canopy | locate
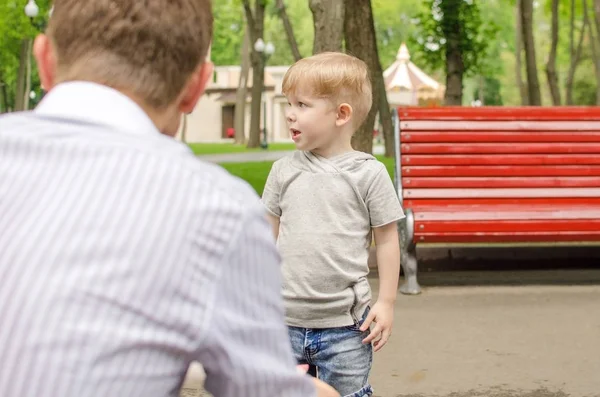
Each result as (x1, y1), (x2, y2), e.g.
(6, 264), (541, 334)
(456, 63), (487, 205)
(383, 43), (440, 92)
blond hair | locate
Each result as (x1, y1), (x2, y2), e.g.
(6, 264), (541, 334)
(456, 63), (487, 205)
(46, 0), (213, 109)
(282, 52), (372, 128)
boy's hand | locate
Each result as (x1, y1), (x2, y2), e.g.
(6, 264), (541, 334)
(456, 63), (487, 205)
(360, 300), (395, 352)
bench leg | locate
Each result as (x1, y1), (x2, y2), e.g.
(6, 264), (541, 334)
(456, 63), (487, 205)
(399, 243), (421, 295)
(398, 211), (421, 295)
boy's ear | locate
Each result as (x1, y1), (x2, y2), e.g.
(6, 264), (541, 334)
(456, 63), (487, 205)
(179, 61), (214, 114)
(335, 103), (353, 127)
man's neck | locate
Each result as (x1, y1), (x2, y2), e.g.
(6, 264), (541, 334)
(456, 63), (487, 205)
(118, 88), (179, 136)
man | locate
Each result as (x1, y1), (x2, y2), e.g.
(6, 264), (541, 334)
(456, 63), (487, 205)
(0, 1), (338, 396)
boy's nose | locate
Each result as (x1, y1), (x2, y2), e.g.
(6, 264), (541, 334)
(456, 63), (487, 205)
(286, 109), (296, 123)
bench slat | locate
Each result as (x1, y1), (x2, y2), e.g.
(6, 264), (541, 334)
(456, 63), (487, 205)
(401, 120), (600, 131)
(405, 197), (600, 207)
(404, 188), (600, 199)
(401, 131), (600, 143)
(412, 207), (600, 221)
(398, 106), (600, 121)
(415, 219), (600, 233)
(402, 142), (600, 154)
(402, 165), (600, 177)
(403, 176), (600, 188)
(414, 231), (600, 243)
(403, 154), (600, 166)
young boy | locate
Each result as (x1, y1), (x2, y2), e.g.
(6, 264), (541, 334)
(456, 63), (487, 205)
(262, 52), (405, 397)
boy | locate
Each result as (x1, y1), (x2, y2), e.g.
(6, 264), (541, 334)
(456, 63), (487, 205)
(262, 52), (405, 397)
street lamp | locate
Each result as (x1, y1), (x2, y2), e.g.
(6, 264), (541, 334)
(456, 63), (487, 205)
(254, 38), (275, 149)
(24, 0), (39, 18)
(25, 0), (52, 31)
(23, 0), (52, 105)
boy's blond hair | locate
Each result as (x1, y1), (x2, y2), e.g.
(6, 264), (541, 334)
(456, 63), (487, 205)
(46, 0), (213, 109)
(282, 52), (372, 128)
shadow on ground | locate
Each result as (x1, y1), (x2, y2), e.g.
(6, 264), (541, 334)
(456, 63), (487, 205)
(387, 387), (574, 397)
(404, 245), (600, 288)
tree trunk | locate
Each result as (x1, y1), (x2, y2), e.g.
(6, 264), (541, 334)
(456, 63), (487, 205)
(247, 51), (265, 148)
(566, 0), (576, 105)
(243, 0), (266, 148)
(566, 0), (587, 105)
(478, 75), (485, 104)
(234, 29), (251, 144)
(14, 39), (31, 112)
(515, 0), (529, 105)
(594, 0), (600, 39)
(521, 0), (542, 106)
(309, 0), (345, 54)
(24, 40), (32, 110)
(585, 0), (600, 104)
(545, 0), (561, 105)
(276, 0), (302, 61)
(442, 0), (464, 106)
(379, 80), (394, 158)
(344, 0), (378, 154)
(0, 71), (7, 113)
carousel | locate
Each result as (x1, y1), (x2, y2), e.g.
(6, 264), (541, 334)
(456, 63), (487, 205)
(383, 43), (445, 107)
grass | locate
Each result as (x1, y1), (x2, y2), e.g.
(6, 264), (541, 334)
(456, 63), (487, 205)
(188, 142), (297, 155)
(221, 155), (396, 195)
(220, 161), (277, 195)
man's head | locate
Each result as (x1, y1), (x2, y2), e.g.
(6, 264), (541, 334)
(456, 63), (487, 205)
(34, 0), (214, 136)
(282, 52), (372, 156)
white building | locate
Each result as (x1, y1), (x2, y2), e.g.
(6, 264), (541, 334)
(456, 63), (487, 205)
(179, 65), (292, 143)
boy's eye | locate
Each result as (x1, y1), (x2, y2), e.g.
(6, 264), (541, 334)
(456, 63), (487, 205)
(287, 102), (292, 107)
(298, 102), (307, 108)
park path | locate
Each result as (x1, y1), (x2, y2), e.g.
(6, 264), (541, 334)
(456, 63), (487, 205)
(197, 150), (293, 163)
(181, 267), (600, 397)
(195, 144), (385, 163)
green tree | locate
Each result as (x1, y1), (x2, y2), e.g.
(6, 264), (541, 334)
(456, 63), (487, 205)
(0, 0), (51, 112)
(210, 0), (313, 67)
(211, 0), (246, 66)
(263, 0), (312, 66)
(372, 0), (425, 68)
(410, 0), (498, 105)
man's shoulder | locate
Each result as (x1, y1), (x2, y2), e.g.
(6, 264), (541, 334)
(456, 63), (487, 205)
(181, 156), (259, 207)
(0, 112), (259, 212)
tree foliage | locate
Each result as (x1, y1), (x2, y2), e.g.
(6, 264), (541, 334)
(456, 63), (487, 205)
(410, 0), (499, 78)
(0, 0), (51, 112)
(2, 0), (599, 110)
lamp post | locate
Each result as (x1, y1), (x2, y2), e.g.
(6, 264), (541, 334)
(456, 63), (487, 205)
(24, 0), (52, 105)
(254, 38), (275, 149)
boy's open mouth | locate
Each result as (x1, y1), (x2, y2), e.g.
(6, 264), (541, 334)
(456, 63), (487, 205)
(291, 128), (302, 140)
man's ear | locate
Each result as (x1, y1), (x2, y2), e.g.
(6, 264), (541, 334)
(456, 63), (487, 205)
(335, 103), (353, 127)
(179, 61), (214, 114)
(33, 34), (57, 92)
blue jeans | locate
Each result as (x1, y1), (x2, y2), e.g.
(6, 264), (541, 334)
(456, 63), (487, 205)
(287, 309), (373, 397)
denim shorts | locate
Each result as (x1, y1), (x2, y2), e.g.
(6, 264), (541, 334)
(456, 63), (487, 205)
(287, 309), (373, 397)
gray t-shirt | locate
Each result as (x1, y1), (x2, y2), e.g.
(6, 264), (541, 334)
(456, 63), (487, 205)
(262, 150), (405, 328)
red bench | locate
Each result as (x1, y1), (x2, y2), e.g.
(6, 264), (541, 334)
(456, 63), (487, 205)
(392, 107), (600, 295)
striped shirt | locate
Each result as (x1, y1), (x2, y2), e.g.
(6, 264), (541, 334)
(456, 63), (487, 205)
(0, 82), (314, 397)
